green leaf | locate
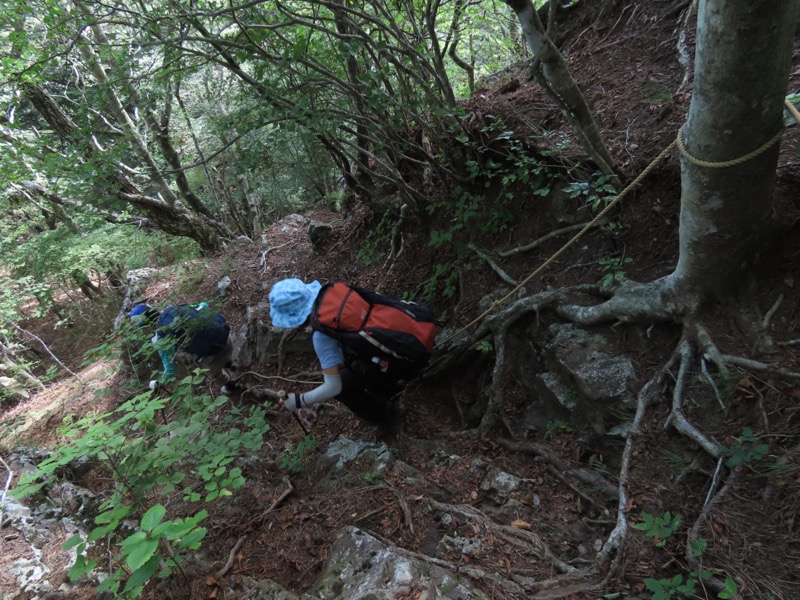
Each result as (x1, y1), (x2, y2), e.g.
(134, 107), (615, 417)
(141, 504), (166, 532)
(123, 554), (160, 593)
(124, 538), (159, 572)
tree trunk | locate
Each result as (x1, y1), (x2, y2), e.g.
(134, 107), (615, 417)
(502, 0), (616, 178)
(671, 0), (799, 297)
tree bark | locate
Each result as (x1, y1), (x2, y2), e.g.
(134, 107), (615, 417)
(502, 0), (616, 178)
(671, 0), (799, 297)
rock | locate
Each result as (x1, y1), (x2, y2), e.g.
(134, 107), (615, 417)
(218, 275), (232, 297)
(305, 526), (490, 600)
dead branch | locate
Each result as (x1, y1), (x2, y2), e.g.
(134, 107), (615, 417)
(686, 468), (739, 596)
(215, 535), (245, 579)
(0, 316), (85, 384)
(721, 354), (800, 380)
(499, 222), (591, 258)
(427, 499), (579, 574)
(469, 243), (517, 285)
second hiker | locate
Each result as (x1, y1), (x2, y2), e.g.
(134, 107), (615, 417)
(267, 278), (437, 429)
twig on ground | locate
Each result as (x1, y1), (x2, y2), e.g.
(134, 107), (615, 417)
(722, 354), (800, 380)
(499, 438), (617, 499)
(686, 469), (739, 596)
(763, 294), (783, 329)
(499, 222), (592, 258)
(215, 536), (246, 579)
(469, 243), (518, 285)
(426, 499), (578, 574)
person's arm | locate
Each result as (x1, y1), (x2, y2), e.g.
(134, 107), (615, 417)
(285, 365), (342, 410)
(283, 331), (344, 411)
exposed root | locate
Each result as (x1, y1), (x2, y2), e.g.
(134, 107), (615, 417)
(665, 340), (724, 459)
(597, 368), (667, 575)
(497, 438), (618, 500)
(426, 499), (582, 576)
(557, 277), (690, 325)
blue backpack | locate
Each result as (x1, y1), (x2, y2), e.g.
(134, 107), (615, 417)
(157, 304), (230, 357)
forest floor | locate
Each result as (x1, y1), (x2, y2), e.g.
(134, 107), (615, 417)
(3, 1), (800, 599)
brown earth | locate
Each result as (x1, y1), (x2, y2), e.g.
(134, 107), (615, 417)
(3, 1), (800, 599)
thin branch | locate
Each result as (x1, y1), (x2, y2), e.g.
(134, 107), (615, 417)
(0, 316), (85, 384)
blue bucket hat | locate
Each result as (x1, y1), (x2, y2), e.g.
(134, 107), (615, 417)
(269, 279), (322, 328)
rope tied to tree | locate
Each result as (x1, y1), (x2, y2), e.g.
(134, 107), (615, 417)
(676, 125), (785, 168)
(438, 100), (800, 348)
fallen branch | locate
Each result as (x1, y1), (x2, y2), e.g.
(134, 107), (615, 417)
(497, 438), (617, 499)
(215, 536), (246, 579)
(499, 222), (591, 258)
(0, 315), (85, 384)
(721, 354), (800, 381)
(426, 499), (578, 575)
(469, 243), (517, 285)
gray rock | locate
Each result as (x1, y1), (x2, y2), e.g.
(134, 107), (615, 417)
(305, 527), (489, 600)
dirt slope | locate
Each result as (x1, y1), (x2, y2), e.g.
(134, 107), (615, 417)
(3, 1), (800, 599)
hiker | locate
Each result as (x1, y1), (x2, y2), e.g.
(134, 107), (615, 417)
(130, 302), (231, 390)
(268, 278), (437, 428)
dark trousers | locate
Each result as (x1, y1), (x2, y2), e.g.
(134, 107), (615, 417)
(336, 357), (421, 424)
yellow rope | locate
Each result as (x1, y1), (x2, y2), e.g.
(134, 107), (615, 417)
(676, 125), (784, 168)
(438, 104), (797, 348)
(438, 139), (678, 347)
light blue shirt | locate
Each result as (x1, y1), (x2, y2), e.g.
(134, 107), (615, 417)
(312, 331), (344, 369)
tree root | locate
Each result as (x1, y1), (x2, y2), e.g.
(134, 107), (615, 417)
(597, 368), (667, 575)
(426, 499), (581, 575)
(497, 438), (618, 500)
(665, 340), (724, 459)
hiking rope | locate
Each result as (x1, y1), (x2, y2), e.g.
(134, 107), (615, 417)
(438, 103), (797, 348)
(676, 125), (784, 168)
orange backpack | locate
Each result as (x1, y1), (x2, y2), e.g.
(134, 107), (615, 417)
(311, 283), (437, 364)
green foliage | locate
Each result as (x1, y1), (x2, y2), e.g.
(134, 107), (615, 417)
(362, 470), (384, 484)
(563, 173), (618, 213)
(544, 419), (574, 440)
(421, 261), (460, 299)
(475, 340), (493, 355)
(643, 574), (696, 600)
(278, 436), (318, 474)
(723, 427), (769, 469)
(632, 511), (681, 547)
(598, 256), (633, 288)
(357, 210), (396, 266)
(13, 370), (269, 598)
(717, 577), (739, 599)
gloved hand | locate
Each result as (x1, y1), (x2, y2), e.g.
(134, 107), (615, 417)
(296, 406), (318, 429)
(282, 391), (305, 411)
(148, 380), (160, 391)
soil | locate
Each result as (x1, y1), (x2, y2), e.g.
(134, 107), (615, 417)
(3, 1), (800, 599)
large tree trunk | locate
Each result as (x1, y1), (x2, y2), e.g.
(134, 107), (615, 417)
(671, 0), (799, 297)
